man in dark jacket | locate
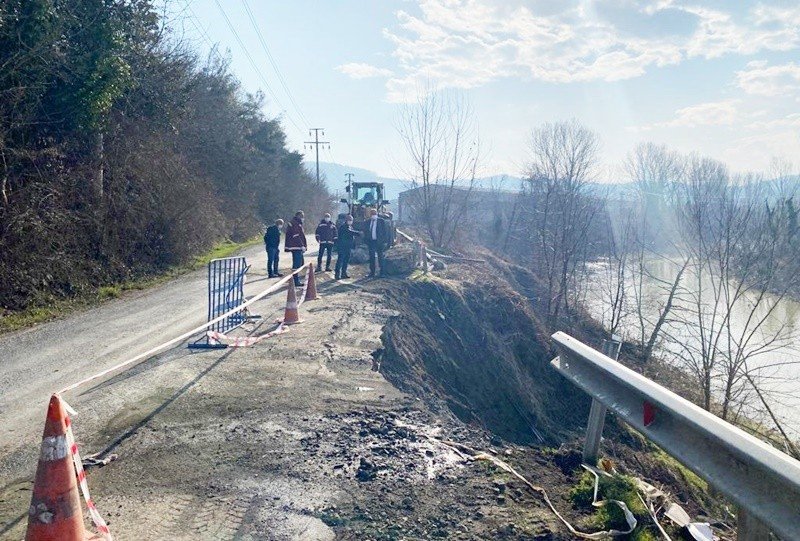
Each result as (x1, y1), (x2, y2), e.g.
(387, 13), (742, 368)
(314, 213), (338, 272)
(335, 214), (361, 280)
(284, 211), (307, 286)
(264, 219), (284, 278)
(364, 208), (390, 277)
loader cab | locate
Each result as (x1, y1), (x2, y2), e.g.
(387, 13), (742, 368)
(346, 181), (391, 221)
(341, 180), (396, 246)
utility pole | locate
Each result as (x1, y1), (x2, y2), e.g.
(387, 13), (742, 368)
(304, 128), (329, 184)
(344, 172), (354, 197)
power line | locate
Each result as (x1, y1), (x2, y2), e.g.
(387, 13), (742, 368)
(305, 128), (330, 184)
(325, 144), (346, 185)
(211, 0), (306, 135)
(240, 0), (311, 128)
(186, 6), (224, 61)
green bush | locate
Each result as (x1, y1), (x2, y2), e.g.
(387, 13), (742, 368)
(570, 470), (649, 533)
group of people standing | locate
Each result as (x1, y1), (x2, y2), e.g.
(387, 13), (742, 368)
(263, 209), (391, 284)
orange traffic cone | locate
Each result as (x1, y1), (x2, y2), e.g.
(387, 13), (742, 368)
(305, 264), (319, 301)
(25, 394), (100, 541)
(278, 281), (303, 324)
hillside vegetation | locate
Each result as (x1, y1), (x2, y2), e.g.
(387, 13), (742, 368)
(0, 0), (329, 313)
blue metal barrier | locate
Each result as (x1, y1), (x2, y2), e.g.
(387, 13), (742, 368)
(189, 256), (259, 349)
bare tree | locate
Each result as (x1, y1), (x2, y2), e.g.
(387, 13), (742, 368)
(672, 159), (800, 438)
(625, 143), (683, 202)
(623, 142), (688, 362)
(597, 201), (635, 336)
(604, 149), (800, 453)
(637, 255), (689, 363)
(396, 88), (481, 249)
(768, 157), (798, 201)
(522, 120), (602, 320)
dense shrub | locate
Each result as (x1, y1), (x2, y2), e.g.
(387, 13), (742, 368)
(0, 0), (329, 310)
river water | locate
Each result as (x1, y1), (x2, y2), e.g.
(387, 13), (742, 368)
(583, 256), (800, 441)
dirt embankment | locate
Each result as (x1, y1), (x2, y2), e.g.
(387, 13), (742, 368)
(379, 265), (588, 445)
(358, 251), (724, 539)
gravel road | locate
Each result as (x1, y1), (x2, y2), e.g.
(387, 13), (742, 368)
(0, 235), (412, 540)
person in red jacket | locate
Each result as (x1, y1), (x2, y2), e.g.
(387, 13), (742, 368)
(314, 213), (338, 272)
(284, 211), (307, 286)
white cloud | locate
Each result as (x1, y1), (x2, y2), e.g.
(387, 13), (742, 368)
(336, 63), (393, 79)
(722, 129), (800, 173)
(746, 113), (800, 131)
(663, 99), (740, 127)
(630, 98), (800, 172)
(736, 61), (800, 97)
(680, 4), (800, 59)
(635, 99), (741, 130)
(345, 0), (800, 102)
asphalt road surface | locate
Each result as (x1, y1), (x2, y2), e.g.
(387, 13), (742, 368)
(0, 239), (317, 482)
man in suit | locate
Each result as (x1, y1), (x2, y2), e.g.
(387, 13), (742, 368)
(364, 208), (389, 278)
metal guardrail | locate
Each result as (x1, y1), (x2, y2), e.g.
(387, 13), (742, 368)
(395, 228), (415, 243)
(396, 228), (486, 265)
(550, 331), (800, 541)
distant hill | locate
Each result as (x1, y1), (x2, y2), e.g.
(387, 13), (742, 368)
(307, 161), (800, 205)
(307, 162), (529, 200)
(309, 161), (665, 202)
(306, 162), (408, 200)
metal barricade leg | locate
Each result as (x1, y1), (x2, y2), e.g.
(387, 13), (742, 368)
(582, 338), (622, 465)
(737, 508), (770, 541)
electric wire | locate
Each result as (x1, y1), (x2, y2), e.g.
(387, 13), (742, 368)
(186, 5), (224, 62)
(240, 0), (311, 128)
(211, 0), (306, 135)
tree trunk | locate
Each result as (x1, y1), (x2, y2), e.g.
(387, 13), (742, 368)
(642, 260), (687, 362)
(94, 131), (104, 200)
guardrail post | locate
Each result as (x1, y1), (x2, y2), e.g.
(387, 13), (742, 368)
(551, 331), (800, 541)
(583, 399), (607, 465)
(582, 338), (622, 465)
(737, 508), (770, 541)
(421, 244), (428, 273)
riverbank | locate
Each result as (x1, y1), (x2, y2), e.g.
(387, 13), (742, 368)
(368, 251), (725, 538)
(0, 237), (262, 334)
(583, 255), (800, 449)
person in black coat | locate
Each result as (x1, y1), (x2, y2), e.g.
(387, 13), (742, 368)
(315, 213), (338, 272)
(264, 219), (284, 278)
(284, 211), (307, 286)
(334, 214), (361, 280)
(364, 208), (390, 277)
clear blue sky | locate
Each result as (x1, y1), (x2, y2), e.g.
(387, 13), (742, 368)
(176, 0), (800, 182)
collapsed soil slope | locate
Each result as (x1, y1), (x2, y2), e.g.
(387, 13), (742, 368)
(366, 252), (722, 539)
(379, 267), (588, 445)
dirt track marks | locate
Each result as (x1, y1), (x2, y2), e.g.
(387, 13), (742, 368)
(128, 492), (251, 541)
